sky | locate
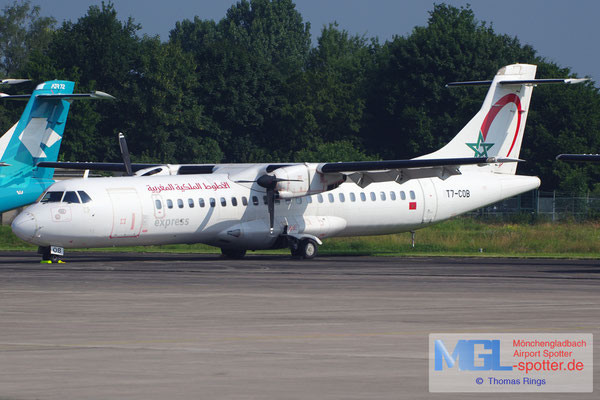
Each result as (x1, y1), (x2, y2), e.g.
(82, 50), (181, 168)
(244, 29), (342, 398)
(8, 0), (600, 83)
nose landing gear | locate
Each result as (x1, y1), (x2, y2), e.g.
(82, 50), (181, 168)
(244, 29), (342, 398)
(39, 246), (65, 263)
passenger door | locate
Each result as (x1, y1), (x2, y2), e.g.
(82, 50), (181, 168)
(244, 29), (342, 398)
(107, 188), (142, 238)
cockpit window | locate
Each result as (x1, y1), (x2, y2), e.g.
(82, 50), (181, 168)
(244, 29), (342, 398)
(40, 191), (64, 203)
(78, 191), (92, 203)
(63, 191), (80, 204)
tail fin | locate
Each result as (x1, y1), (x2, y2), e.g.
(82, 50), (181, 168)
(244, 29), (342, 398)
(0, 81), (114, 213)
(0, 80), (76, 182)
(421, 64), (538, 174)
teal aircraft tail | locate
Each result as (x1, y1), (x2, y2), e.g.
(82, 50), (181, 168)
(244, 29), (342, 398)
(0, 80), (114, 213)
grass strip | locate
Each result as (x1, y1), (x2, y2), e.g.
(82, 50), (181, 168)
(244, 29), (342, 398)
(1, 218), (599, 258)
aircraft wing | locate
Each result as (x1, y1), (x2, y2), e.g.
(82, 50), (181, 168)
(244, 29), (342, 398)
(36, 161), (217, 175)
(36, 161), (161, 172)
(556, 154), (600, 162)
(316, 157), (520, 187)
(38, 157), (519, 185)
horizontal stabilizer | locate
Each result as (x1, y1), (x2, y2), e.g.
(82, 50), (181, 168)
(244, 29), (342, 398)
(37, 91), (115, 100)
(0, 91), (115, 101)
(447, 78), (589, 87)
(0, 79), (30, 85)
(556, 154), (600, 162)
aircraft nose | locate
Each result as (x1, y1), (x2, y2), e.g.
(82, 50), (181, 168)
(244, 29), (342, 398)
(11, 212), (38, 241)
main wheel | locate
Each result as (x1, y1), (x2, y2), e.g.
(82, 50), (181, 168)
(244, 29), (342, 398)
(220, 248), (247, 259)
(298, 239), (318, 260)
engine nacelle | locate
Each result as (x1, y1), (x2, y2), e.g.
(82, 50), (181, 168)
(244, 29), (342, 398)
(273, 164), (344, 198)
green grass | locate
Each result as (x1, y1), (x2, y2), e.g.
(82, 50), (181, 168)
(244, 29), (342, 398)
(2, 218), (600, 258)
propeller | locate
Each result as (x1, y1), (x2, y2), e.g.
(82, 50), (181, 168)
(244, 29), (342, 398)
(236, 174), (301, 234)
(118, 132), (133, 176)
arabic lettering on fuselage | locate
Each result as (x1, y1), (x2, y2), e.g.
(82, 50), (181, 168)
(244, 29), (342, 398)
(146, 181), (231, 193)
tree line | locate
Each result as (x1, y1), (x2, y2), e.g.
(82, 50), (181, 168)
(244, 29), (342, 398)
(1, 0), (599, 192)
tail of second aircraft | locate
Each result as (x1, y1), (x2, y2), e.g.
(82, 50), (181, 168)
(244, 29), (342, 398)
(0, 80), (76, 184)
(0, 80), (114, 212)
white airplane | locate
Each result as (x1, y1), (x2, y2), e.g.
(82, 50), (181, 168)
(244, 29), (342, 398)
(11, 64), (586, 262)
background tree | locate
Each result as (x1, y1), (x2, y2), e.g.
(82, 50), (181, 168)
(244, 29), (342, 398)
(4, 1), (600, 193)
(0, 0), (55, 130)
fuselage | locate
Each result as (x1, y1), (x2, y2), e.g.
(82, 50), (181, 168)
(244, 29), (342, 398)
(12, 171), (540, 250)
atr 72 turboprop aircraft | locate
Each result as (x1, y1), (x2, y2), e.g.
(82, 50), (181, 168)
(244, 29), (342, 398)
(11, 64), (587, 262)
(0, 80), (113, 213)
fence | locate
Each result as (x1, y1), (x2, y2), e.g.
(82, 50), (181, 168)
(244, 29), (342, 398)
(470, 190), (600, 221)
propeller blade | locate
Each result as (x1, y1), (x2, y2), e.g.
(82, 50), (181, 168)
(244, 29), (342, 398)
(267, 188), (275, 235)
(118, 132), (133, 176)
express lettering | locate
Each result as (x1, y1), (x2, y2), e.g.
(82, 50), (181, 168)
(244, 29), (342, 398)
(154, 218), (190, 228)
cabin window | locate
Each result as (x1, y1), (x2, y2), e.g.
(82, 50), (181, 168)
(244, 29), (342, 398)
(380, 191), (386, 201)
(360, 192), (366, 202)
(63, 191), (80, 204)
(177, 199), (184, 209)
(390, 191), (396, 201)
(41, 191), (64, 203)
(410, 190), (416, 200)
(231, 197), (238, 206)
(295, 197), (302, 204)
(77, 191), (92, 203)
(339, 193), (345, 202)
(220, 197), (227, 207)
(252, 196), (259, 206)
(285, 198), (291, 204)
(328, 193), (334, 203)
(400, 191), (406, 200)
(370, 192), (376, 201)
(167, 199), (173, 209)
(155, 199), (162, 210)
(306, 196), (312, 204)
(349, 193), (356, 202)
(199, 198), (205, 208)
(317, 194), (324, 203)
(242, 197), (248, 206)
(209, 198), (216, 207)
(188, 198), (194, 208)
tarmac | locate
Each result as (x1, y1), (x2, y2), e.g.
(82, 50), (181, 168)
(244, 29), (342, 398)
(0, 251), (598, 399)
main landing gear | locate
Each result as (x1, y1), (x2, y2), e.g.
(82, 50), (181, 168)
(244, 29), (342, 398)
(38, 246), (65, 264)
(289, 237), (318, 259)
(220, 248), (247, 259)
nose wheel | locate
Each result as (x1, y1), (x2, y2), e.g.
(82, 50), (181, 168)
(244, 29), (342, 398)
(39, 246), (65, 264)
